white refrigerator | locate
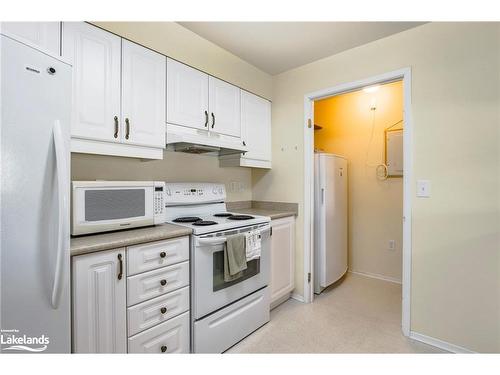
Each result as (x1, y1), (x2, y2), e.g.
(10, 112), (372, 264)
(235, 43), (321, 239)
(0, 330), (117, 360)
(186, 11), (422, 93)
(314, 153), (348, 294)
(0, 34), (72, 353)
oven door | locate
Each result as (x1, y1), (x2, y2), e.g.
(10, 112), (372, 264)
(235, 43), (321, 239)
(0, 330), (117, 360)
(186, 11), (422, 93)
(72, 182), (154, 235)
(192, 223), (271, 319)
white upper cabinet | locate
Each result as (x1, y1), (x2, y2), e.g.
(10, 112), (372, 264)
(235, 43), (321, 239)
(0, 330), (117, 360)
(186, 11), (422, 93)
(63, 22), (121, 143)
(1, 22), (61, 56)
(208, 77), (241, 138)
(167, 58), (209, 130)
(121, 40), (166, 148)
(241, 91), (272, 164)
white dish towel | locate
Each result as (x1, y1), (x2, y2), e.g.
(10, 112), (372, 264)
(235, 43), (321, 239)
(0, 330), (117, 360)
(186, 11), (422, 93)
(245, 230), (262, 261)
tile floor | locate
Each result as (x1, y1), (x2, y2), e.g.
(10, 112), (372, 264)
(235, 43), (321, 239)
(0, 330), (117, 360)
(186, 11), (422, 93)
(227, 272), (444, 353)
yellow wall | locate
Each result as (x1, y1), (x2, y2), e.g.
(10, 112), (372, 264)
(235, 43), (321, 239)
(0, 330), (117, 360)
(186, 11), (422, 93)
(71, 22), (273, 202)
(314, 81), (403, 282)
(252, 22), (500, 352)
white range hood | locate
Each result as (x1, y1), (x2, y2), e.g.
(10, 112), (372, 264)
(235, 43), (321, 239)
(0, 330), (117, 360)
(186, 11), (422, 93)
(166, 123), (248, 156)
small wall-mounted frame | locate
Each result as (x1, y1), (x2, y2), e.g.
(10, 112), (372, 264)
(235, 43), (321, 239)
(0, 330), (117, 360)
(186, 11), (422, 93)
(385, 129), (403, 177)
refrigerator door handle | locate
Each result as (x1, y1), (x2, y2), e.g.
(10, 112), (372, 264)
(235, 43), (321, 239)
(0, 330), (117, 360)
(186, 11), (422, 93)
(51, 120), (68, 309)
(321, 188), (325, 204)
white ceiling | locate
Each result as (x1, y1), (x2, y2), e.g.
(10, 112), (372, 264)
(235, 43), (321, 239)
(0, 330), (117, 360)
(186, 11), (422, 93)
(178, 22), (425, 75)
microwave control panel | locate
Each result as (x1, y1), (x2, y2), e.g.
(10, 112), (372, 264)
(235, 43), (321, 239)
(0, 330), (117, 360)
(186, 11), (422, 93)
(153, 181), (166, 222)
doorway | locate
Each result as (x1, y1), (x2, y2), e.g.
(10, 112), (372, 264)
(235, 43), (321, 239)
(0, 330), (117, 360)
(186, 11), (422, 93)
(303, 69), (413, 336)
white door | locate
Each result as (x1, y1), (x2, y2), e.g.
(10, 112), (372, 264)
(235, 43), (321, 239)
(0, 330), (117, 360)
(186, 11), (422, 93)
(241, 90), (271, 161)
(270, 216), (295, 305)
(208, 76), (241, 137)
(1, 22), (61, 55)
(319, 154), (348, 287)
(62, 22), (121, 142)
(122, 40), (166, 148)
(166, 58), (209, 130)
(72, 248), (127, 353)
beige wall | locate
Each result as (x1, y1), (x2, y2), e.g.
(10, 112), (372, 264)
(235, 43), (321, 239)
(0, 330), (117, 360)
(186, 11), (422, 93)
(253, 22), (500, 352)
(314, 81), (403, 282)
(72, 22), (273, 201)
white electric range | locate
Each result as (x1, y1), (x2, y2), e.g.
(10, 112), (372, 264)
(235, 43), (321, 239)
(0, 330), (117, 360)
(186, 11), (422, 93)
(164, 183), (271, 353)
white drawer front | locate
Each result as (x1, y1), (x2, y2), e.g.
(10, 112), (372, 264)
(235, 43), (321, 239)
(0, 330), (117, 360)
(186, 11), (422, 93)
(194, 287), (270, 353)
(127, 261), (189, 306)
(128, 311), (190, 353)
(128, 286), (190, 336)
(127, 236), (189, 276)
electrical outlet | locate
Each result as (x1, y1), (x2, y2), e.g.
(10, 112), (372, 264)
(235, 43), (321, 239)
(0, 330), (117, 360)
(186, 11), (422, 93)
(388, 240), (396, 251)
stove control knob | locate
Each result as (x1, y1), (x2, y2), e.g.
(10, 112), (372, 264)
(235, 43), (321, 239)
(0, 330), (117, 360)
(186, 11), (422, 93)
(212, 188), (218, 194)
(218, 187), (223, 194)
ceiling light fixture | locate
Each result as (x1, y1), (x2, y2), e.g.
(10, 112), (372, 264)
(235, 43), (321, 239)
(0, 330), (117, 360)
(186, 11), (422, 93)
(363, 85), (380, 93)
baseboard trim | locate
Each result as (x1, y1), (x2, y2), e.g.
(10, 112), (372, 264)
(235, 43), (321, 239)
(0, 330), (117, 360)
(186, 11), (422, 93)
(409, 331), (475, 353)
(291, 293), (305, 303)
(349, 270), (402, 285)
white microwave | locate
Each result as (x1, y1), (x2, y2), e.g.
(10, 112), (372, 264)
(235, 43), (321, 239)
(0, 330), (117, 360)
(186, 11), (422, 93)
(71, 181), (166, 236)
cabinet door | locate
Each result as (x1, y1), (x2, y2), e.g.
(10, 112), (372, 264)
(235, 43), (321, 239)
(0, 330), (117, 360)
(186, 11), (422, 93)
(208, 76), (241, 137)
(241, 91), (271, 161)
(122, 40), (166, 148)
(72, 248), (127, 353)
(1, 22), (60, 55)
(166, 58), (208, 130)
(62, 22), (121, 142)
(270, 217), (295, 305)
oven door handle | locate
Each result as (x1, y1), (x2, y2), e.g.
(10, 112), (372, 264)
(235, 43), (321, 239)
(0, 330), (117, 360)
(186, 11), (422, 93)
(197, 237), (227, 246)
(196, 224), (271, 247)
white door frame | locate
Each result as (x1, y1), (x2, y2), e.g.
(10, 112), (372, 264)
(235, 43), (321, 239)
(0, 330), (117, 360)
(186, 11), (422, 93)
(303, 68), (413, 337)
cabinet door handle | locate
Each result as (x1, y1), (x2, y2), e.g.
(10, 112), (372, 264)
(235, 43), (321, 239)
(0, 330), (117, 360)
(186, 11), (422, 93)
(161, 345), (168, 353)
(211, 112), (215, 128)
(160, 251), (166, 258)
(242, 141), (246, 146)
(125, 118), (130, 140)
(160, 279), (167, 286)
(160, 307), (167, 314)
(117, 254), (123, 280)
(114, 116), (119, 139)
(204, 110), (208, 128)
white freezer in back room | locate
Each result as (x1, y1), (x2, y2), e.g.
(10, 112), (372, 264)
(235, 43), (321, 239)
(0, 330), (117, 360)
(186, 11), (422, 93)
(314, 153), (348, 294)
(0, 34), (72, 353)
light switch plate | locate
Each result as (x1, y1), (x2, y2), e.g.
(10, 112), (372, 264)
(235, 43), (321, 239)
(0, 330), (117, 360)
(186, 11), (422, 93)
(417, 180), (431, 198)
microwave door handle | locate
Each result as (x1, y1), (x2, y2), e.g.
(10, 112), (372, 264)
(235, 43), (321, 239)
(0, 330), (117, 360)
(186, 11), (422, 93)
(197, 237), (227, 246)
(51, 120), (68, 309)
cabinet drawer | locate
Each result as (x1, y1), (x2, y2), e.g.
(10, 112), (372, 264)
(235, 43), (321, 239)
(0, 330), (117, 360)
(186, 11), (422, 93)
(128, 286), (190, 336)
(128, 311), (190, 353)
(127, 261), (189, 306)
(127, 236), (189, 276)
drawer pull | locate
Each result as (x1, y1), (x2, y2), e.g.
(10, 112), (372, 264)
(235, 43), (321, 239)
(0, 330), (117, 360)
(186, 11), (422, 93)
(161, 345), (168, 353)
(160, 251), (166, 258)
(117, 254), (123, 280)
(160, 279), (167, 286)
(160, 307), (167, 314)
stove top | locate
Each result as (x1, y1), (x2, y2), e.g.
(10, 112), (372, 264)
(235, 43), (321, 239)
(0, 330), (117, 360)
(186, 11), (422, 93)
(163, 183), (271, 235)
(167, 212), (269, 235)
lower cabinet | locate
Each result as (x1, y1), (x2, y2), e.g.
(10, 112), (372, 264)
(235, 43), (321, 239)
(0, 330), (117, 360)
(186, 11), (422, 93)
(270, 216), (296, 308)
(72, 236), (190, 353)
(72, 248), (127, 353)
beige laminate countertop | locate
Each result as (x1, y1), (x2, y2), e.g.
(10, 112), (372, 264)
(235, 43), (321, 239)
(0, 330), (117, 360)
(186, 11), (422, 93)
(234, 208), (297, 220)
(70, 223), (192, 257)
